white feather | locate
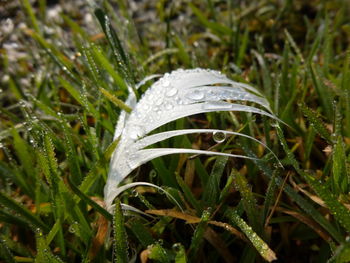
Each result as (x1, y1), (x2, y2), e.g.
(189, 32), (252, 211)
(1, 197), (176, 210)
(104, 68), (278, 211)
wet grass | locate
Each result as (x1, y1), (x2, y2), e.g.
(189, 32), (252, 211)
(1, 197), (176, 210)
(0, 0), (350, 262)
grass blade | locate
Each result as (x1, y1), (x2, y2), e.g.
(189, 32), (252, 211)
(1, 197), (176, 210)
(113, 198), (129, 263)
(225, 208), (277, 262)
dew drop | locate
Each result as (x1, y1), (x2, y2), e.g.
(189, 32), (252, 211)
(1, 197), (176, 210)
(132, 189), (139, 197)
(129, 125), (145, 140)
(165, 87), (178, 97)
(68, 225), (76, 233)
(172, 243), (181, 251)
(163, 80), (170, 87)
(187, 89), (205, 101)
(155, 98), (163, 106)
(150, 169), (157, 178)
(69, 221), (79, 234)
(213, 131), (226, 143)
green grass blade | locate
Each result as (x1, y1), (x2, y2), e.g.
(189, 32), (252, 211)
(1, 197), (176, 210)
(58, 77), (98, 118)
(61, 121), (82, 184)
(300, 103), (331, 143)
(189, 3), (233, 36)
(231, 168), (260, 232)
(148, 242), (170, 263)
(277, 126), (350, 233)
(309, 64), (333, 118)
(35, 229), (64, 263)
(94, 8), (135, 84)
(0, 239), (17, 263)
(67, 175), (112, 221)
(0, 191), (48, 231)
(225, 209), (277, 262)
(174, 243), (187, 263)
(91, 46), (129, 92)
(342, 50), (350, 137)
(129, 219), (155, 247)
(113, 198), (129, 263)
(21, 0), (40, 34)
(189, 208), (211, 257)
(78, 137), (120, 194)
(176, 174), (203, 213)
(99, 88), (132, 113)
(332, 136), (348, 193)
(202, 156), (228, 206)
(243, 146), (343, 243)
(261, 169), (279, 224)
(28, 31), (80, 85)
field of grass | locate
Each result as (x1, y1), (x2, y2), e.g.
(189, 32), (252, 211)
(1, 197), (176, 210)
(1, 0), (350, 262)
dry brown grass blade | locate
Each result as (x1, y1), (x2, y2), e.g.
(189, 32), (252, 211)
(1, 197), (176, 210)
(265, 171), (290, 227)
(146, 209), (200, 223)
(146, 209), (245, 241)
(88, 214), (109, 259)
(276, 207), (332, 242)
(289, 175), (327, 208)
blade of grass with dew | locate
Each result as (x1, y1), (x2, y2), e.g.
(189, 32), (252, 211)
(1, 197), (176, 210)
(28, 30), (81, 85)
(309, 64), (333, 119)
(174, 243), (187, 263)
(113, 198), (129, 263)
(261, 169), (279, 224)
(202, 156), (228, 206)
(78, 137), (120, 194)
(148, 242), (170, 263)
(219, 174), (234, 203)
(21, 0), (40, 34)
(37, 134), (66, 255)
(12, 129), (35, 195)
(300, 103), (332, 143)
(231, 168), (260, 232)
(243, 146), (343, 243)
(341, 50), (350, 137)
(304, 126), (317, 162)
(276, 126), (350, 233)
(332, 135), (348, 194)
(58, 77), (98, 118)
(94, 8), (135, 84)
(61, 119), (82, 185)
(68, 175), (112, 221)
(0, 209), (31, 229)
(0, 158), (31, 197)
(129, 219), (155, 247)
(0, 191), (48, 231)
(0, 234), (32, 258)
(225, 208), (277, 262)
(99, 88), (132, 113)
(189, 208), (211, 258)
(0, 239), (16, 263)
(34, 229), (64, 263)
(91, 45), (129, 92)
(176, 174), (203, 214)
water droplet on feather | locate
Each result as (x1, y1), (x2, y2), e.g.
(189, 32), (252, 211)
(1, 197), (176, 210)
(187, 89), (205, 101)
(165, 87), (178, 97)
(213, 131), (226, 143)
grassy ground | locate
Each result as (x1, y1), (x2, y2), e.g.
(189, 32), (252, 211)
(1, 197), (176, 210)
(1, 0), (350, 262)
